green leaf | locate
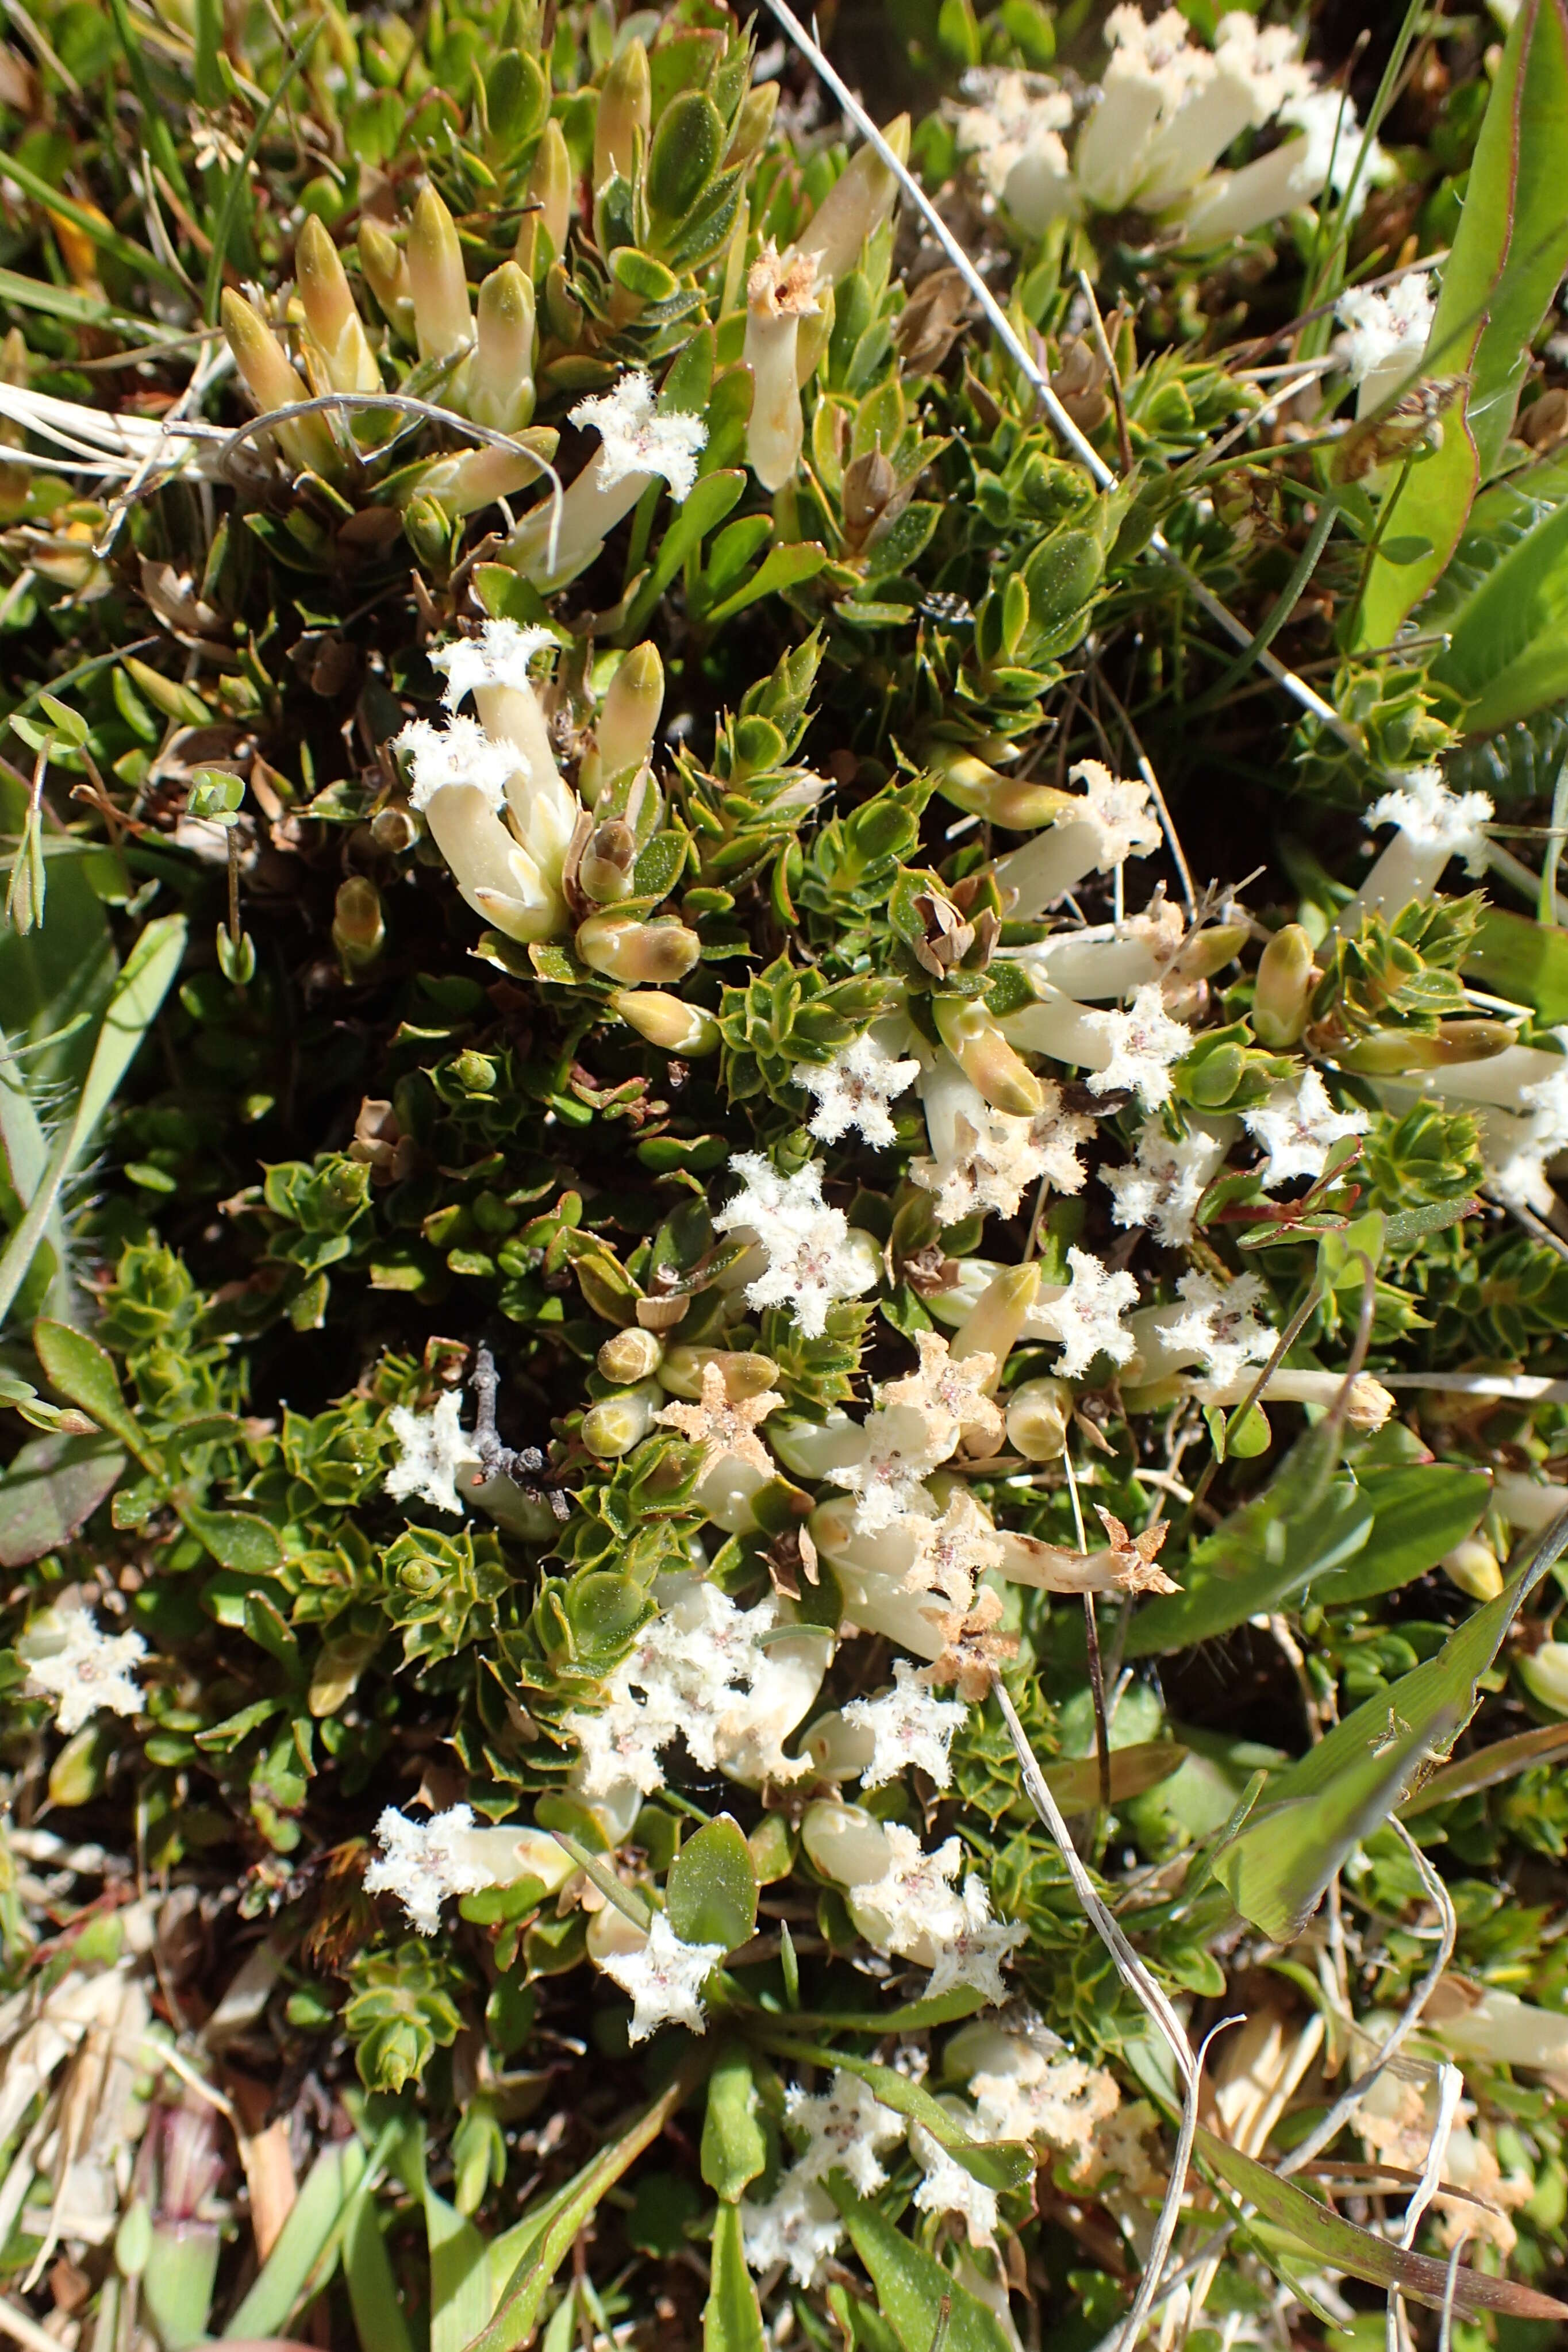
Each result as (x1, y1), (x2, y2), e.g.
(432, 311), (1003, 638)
(703, 2203), (765, 2352)
(344, 2199), (416, 2352)
(827, 2182), (1014, 2352)
(1196, 2128), (1568, 2323)
(702, 544), (829, 626)
(1356, 0), (1568, 648)
(623, 471), (745, 637)
(1429, 487), (1568, 732)
(666, 1816), (758, 1952)
(32, 1321), (148, 1461)
(179, 1504), (286, 1575)
(701, 2046), (767, 2203)
(1128, 1426), (1371, 1656)
(1400, 1719), (1568, 1815)
(1463, 901), (1568, 1019)
(0, 1431), (124, 1568)
(1308, 1462), (1489, 1607)
(224, 2142), (364, 2339)
(427, 2186), (490, 2352)
(1210, 1504), (1568, 1940)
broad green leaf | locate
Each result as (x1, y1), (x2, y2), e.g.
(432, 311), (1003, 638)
(1308, 1462), (1490, 1607)
(1429, 490), (1568, 732)
(666, 1815), (759, 1951)
(0, 1431), (124, 1568)
(1196, 2128), (1568, 2322)
(1356, 0), (1568, 648)
(1210, 1505), (1568, 1940)
(179, 1504), (286, 1575)
(1400, 1719), (1568, 1815)
(702, 543), (829, 625)
(1463, 901), (1568, 1021)
(1041, 1740), (1189, 1812)
(701, 2046), (767, 2203)
(704, 2203), (765, 2352)
(428, 2186), (490, 2352)
(623, 470), (745, 637)
(32, 1321), (148, 1460)
(827, 2182), (1014, 2352)
(1128, 1426), (1370, 1656)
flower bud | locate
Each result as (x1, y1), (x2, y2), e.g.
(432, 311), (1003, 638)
(1442, 1538), (1503, 1602)
(358, 220), (416, 343)
(800, 1797), (890, 1886)
(799, 1708), (875, 1784)
(577, 912), (701, 985)
(220, 290), (339, 478)
(591, 642), (664, 786)
(953, 1262), (1041, 1383)
(725, 81), (779, 170)
(411, 441), (547, 517)
(933, 996), (1044, 1119)
(597, 1328), (664, 1383)
(332, 875), (385, 975)
(1169, 921), (1248, 985)
(793, 114), (909, 289)
(579, 818), (639, 904)
(743, 243), (818, 492)
(660, 1347), (781, 1401)
(1339, 1019), (1516, 1075)
(594, 37), (650, 188)
(582, 1381), (662, 1458)
(843, 445), (897, 544)
(1520, 1641), (1568, 1716)
(931, 745), (1074, 833)
(408, 184), (472, 365)
(517, 119), (572, 276)
(468, 262), (536, 433)
(609, 988), (720, 1055)
(1005, 1377), (1072, 1461)
(1252, 923), (1314, 1048)
(295, 214), (381, 397)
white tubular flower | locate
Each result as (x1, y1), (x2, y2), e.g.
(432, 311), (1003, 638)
(386, 1389), (475, 1516)
(1002, 982), (1192, 1109)
(1102, 1116), (1228, 1247)
(909, 2122), (999, 2248)
(1243, 1070), (1369, 1189)
(1037, 1246), (1139, 1378)
(913, 1050), (1094, 1226)
(363, 1803), (499, 1935)
(428, 619), (575, 869)
(843, 1659), (967, 1789)
(598, 1907), (725, 2044)
(991, 760), (1160, 918)
(741, 2172), (844, 2286)
(1190, 1365), (1393, 1429)
(1074, 7), (1208, 214)
(397, 717), (568, 943)
(845, 1823), (1025, 2004)
(714, 1153), (878, 1339)
(879, 1328), (1005, 1452)
(1179, 84), (1389, 243)
(1338, 274), (1436, 416)
(1151, 1268), (1274, 1387)
(23, 1609), (147, 1735)
(1336, 767), (1494, 937)
(825, 1403), (946, 1533)
(800, 1031), (920, 1147)
(509, 368), (706, 585)
(1010, 901), (1185, 1002)
(810, 1504), (958, 1662)
(956, 71), (1078, 234)
(1435, 1987), (1568, 2090)
(1482, 1068), (1568, 1213)
(655, 1360), (784, 1482)
(787, 2070), (907, 2194)
(743, 243), (818, 493)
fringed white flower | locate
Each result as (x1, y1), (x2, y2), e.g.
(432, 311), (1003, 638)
(1337, 273), (1435, 414)
(714, 1153), (877, 1339)
(363, 1803), (498, 1935)
(843, 1659), (968, 1789)
(24, 1610), (147, 1735)
(740, 2172), (844, 2286)
(598, 1908), (725, 2044)
(1243, 1070), (1369, 1189)
(1102, 1117), (1226, 1247)
(786, 2070), (906, 2195)
(430, 617), (559, 712)
(1039, 1246), (1139, 1378)
(1155, 1268), (1274, 1388)
(798, 1032), (920, 1147)
(386, 1390), (474, 1516)
(1085, 983), (1192, 1110)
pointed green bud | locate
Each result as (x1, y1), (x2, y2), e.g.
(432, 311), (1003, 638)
(933, 996), (1044, 1119)
(220, 290), (339, 478)
(1005, 1377), (1073, 1461)
(470, 262), (536, 432)
(517, 118), (572, 276)
(594, 37), (650, 188)
(931, 744), (1074, 831)
(725, 81), (778, 170)
(358, 220), (416, 344)
(582, 1381), (661, 1458)
(1252, 922), (1314, 1048)
(597, 1328), (664, 1383)
(794, 114), (909, 288)
(1340, 1019), (1515, 1075)
(610, 988), (720, 1055)
(952, 1262), (1041, 1382)
(577, 912), (701, 985)
(333, 876), (385, 975)
(296, 214), (380, 395)
(594, 641), (664, 781)
(408, 184), (472, 364)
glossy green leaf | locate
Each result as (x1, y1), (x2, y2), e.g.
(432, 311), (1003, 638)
(0, 1431), (124, 1567)
(1356, 0), (1568, 649)
(703, 2203), (765, 2352)
(1210, 1505), (1568, 1940)
(701, 2046), (767, 2203)
(179, 1504), (286, 1575)
(1308, 1462), (1490, 1607)
(827, 2182), (1014, 2352)
(1429, 486), (1568, 732)
(666, 1815), (759, 1952)
(1463, 901), (1568, 1019)
(1196, 2128), (1568, 2322)
(702, 543), (829, 625)
(32, 1321), (147, 1459)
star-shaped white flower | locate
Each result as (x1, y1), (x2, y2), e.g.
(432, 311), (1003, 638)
(1085, 983), (1192, 1110)
(909, 2123), (998, 2247)
(714, 1153), (875, 1340)
(1366, 768), (1493, 875)
(912, 1086), (1095, 1226)
(847, 1823), (1024, 2004)
(741, 2171), (843, 2286)
(570, 369), (708, 501)
(1337, 274), (1435, 389)
(363, 1803), (497, 1935)
(386, 1390), (474, 1516)
(798, 1032), (920, 1148)
(878, 1328), (1002, 1447)
(1061, 758), (1162, 870)
(787, 2070), (906, 2195)
(1102, 1117), (1226, 1248)
(395, 715), (517, 815)
(24, 1611), (147, 1735)
(843, 1659), (967, 1790)
(827, 1402), (946, 1534)
(1243, 1070), (1369, 1190)
(654, 1359), (784, 1478)
(905, 1489), (1005, 1612)
(1039, 1246), (1139, 1378)
(598, 1907), (725, 2044)
(925, 1870), (1028, 2005)
(1155, 1269), (1274, 1389)
(430, 617), (559, 712)
(956, 69), (1074, 205)
(1490, 1066), (1568, 1214)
